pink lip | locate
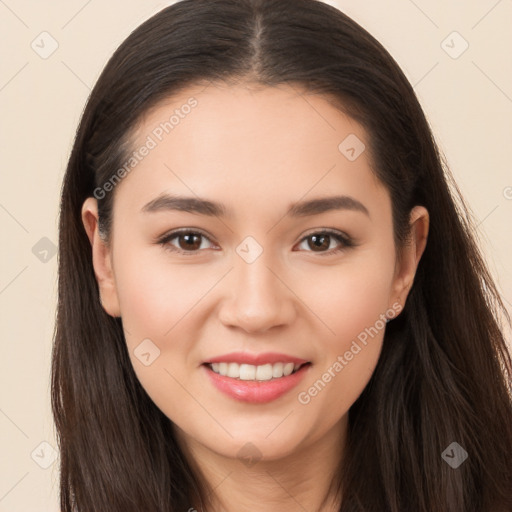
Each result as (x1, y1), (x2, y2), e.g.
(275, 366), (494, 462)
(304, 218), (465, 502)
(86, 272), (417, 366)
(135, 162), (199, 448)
(204, 351), (309, 365)
(202, 362), (312, 404)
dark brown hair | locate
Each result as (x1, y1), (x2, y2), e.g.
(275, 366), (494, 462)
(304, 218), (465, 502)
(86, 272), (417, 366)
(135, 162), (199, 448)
(52, 0), (512, 510)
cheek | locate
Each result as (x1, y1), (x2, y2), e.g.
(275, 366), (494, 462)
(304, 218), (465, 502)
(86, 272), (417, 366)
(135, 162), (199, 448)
(113, 245), (210, 338)
(294, 252), (395, 411)
(111, 246), (225, 395)
(112, 250), (210, 419)
(298, 252), (395, 346)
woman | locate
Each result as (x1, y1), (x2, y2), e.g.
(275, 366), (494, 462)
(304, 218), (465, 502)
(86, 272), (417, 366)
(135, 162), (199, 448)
(51, 0), (512, 510)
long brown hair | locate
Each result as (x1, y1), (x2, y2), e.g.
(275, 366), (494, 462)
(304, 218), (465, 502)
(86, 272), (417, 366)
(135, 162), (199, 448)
(51, 0), (512, 510)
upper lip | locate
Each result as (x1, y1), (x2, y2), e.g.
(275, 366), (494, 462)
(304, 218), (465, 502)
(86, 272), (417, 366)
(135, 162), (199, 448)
(204, 352), (310, 366)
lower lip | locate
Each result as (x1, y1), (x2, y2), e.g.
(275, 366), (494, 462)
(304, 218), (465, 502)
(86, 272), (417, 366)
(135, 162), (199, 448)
(202, 363), (311, 404)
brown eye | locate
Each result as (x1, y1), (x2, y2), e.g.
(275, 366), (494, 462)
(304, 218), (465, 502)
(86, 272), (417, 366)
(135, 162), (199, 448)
(158, 230), (215, 254)
(176, 232), (202, 251)
(307, 234), (331, 252)
(296, 230), (353, 255)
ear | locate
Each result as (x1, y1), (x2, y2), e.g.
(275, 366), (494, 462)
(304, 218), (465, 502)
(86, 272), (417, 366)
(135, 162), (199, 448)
(81, 197), (121, 317)
(389, 205), (429, 314)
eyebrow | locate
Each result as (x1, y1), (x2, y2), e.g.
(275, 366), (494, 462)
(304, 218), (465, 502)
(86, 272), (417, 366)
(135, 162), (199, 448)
(141, 193), (370, 218)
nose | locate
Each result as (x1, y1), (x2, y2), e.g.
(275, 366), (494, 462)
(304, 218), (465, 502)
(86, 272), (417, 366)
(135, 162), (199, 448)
(218, 249), (296, 333)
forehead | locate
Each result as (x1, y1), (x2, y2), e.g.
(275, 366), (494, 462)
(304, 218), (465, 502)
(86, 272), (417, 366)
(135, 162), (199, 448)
(114, 82), (389, 222)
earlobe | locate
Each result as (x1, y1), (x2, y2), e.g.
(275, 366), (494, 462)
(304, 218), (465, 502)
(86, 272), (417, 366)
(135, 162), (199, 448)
(81, 197), (121, 317)
(390, 205), (429, 312)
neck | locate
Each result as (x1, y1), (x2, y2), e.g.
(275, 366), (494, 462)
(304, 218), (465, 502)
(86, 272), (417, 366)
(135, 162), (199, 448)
(177, 415), (347, 512)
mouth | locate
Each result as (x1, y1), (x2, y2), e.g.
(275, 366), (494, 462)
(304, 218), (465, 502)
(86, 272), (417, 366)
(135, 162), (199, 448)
(203, 361), (311, 381)
(202, 361), (312, 403)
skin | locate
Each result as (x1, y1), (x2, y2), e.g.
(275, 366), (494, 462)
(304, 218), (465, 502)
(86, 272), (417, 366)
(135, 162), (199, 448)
(82, 82), (429, 512)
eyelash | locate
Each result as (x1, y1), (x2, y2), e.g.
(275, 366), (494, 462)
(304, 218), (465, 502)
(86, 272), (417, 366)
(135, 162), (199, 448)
(156, 228), (354, 256)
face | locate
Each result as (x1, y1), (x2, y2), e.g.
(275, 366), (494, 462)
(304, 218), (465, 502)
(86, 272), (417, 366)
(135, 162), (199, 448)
(82, 82), (428, 463)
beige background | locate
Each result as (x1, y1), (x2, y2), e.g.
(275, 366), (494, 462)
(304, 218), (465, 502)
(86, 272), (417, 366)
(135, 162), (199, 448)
(1, 1), (511, 510)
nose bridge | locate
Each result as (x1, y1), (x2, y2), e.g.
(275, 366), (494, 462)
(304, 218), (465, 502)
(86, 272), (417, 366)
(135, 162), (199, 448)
(219, 241), (294, 332)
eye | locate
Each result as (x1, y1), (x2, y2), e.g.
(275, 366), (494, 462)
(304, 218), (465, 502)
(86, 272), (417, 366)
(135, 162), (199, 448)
(157, 228), (354, 256)
(295, 230), (353, 255)
(158, 229), (217, 255)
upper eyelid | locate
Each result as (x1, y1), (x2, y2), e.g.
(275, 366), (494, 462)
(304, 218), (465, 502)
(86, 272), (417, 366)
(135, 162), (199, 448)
(158, 228), (352, 249)
(157, 228), (218, 251)
(159, 228), (215, 243)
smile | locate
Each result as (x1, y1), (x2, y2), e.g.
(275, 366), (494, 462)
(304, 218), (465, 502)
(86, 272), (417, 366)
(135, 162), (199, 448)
(202, 362), (312, 403)
(207, 361), (306, 381)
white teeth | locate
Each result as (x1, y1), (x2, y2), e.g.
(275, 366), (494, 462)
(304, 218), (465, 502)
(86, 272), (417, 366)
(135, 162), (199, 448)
(272, 362), (283, 378)
(227, 362), (239, 378)
(209, 361), (306, 381)
(255, 364), (273, 381)
(283, 362), (295, 376)
(240, 364), (256, 380)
